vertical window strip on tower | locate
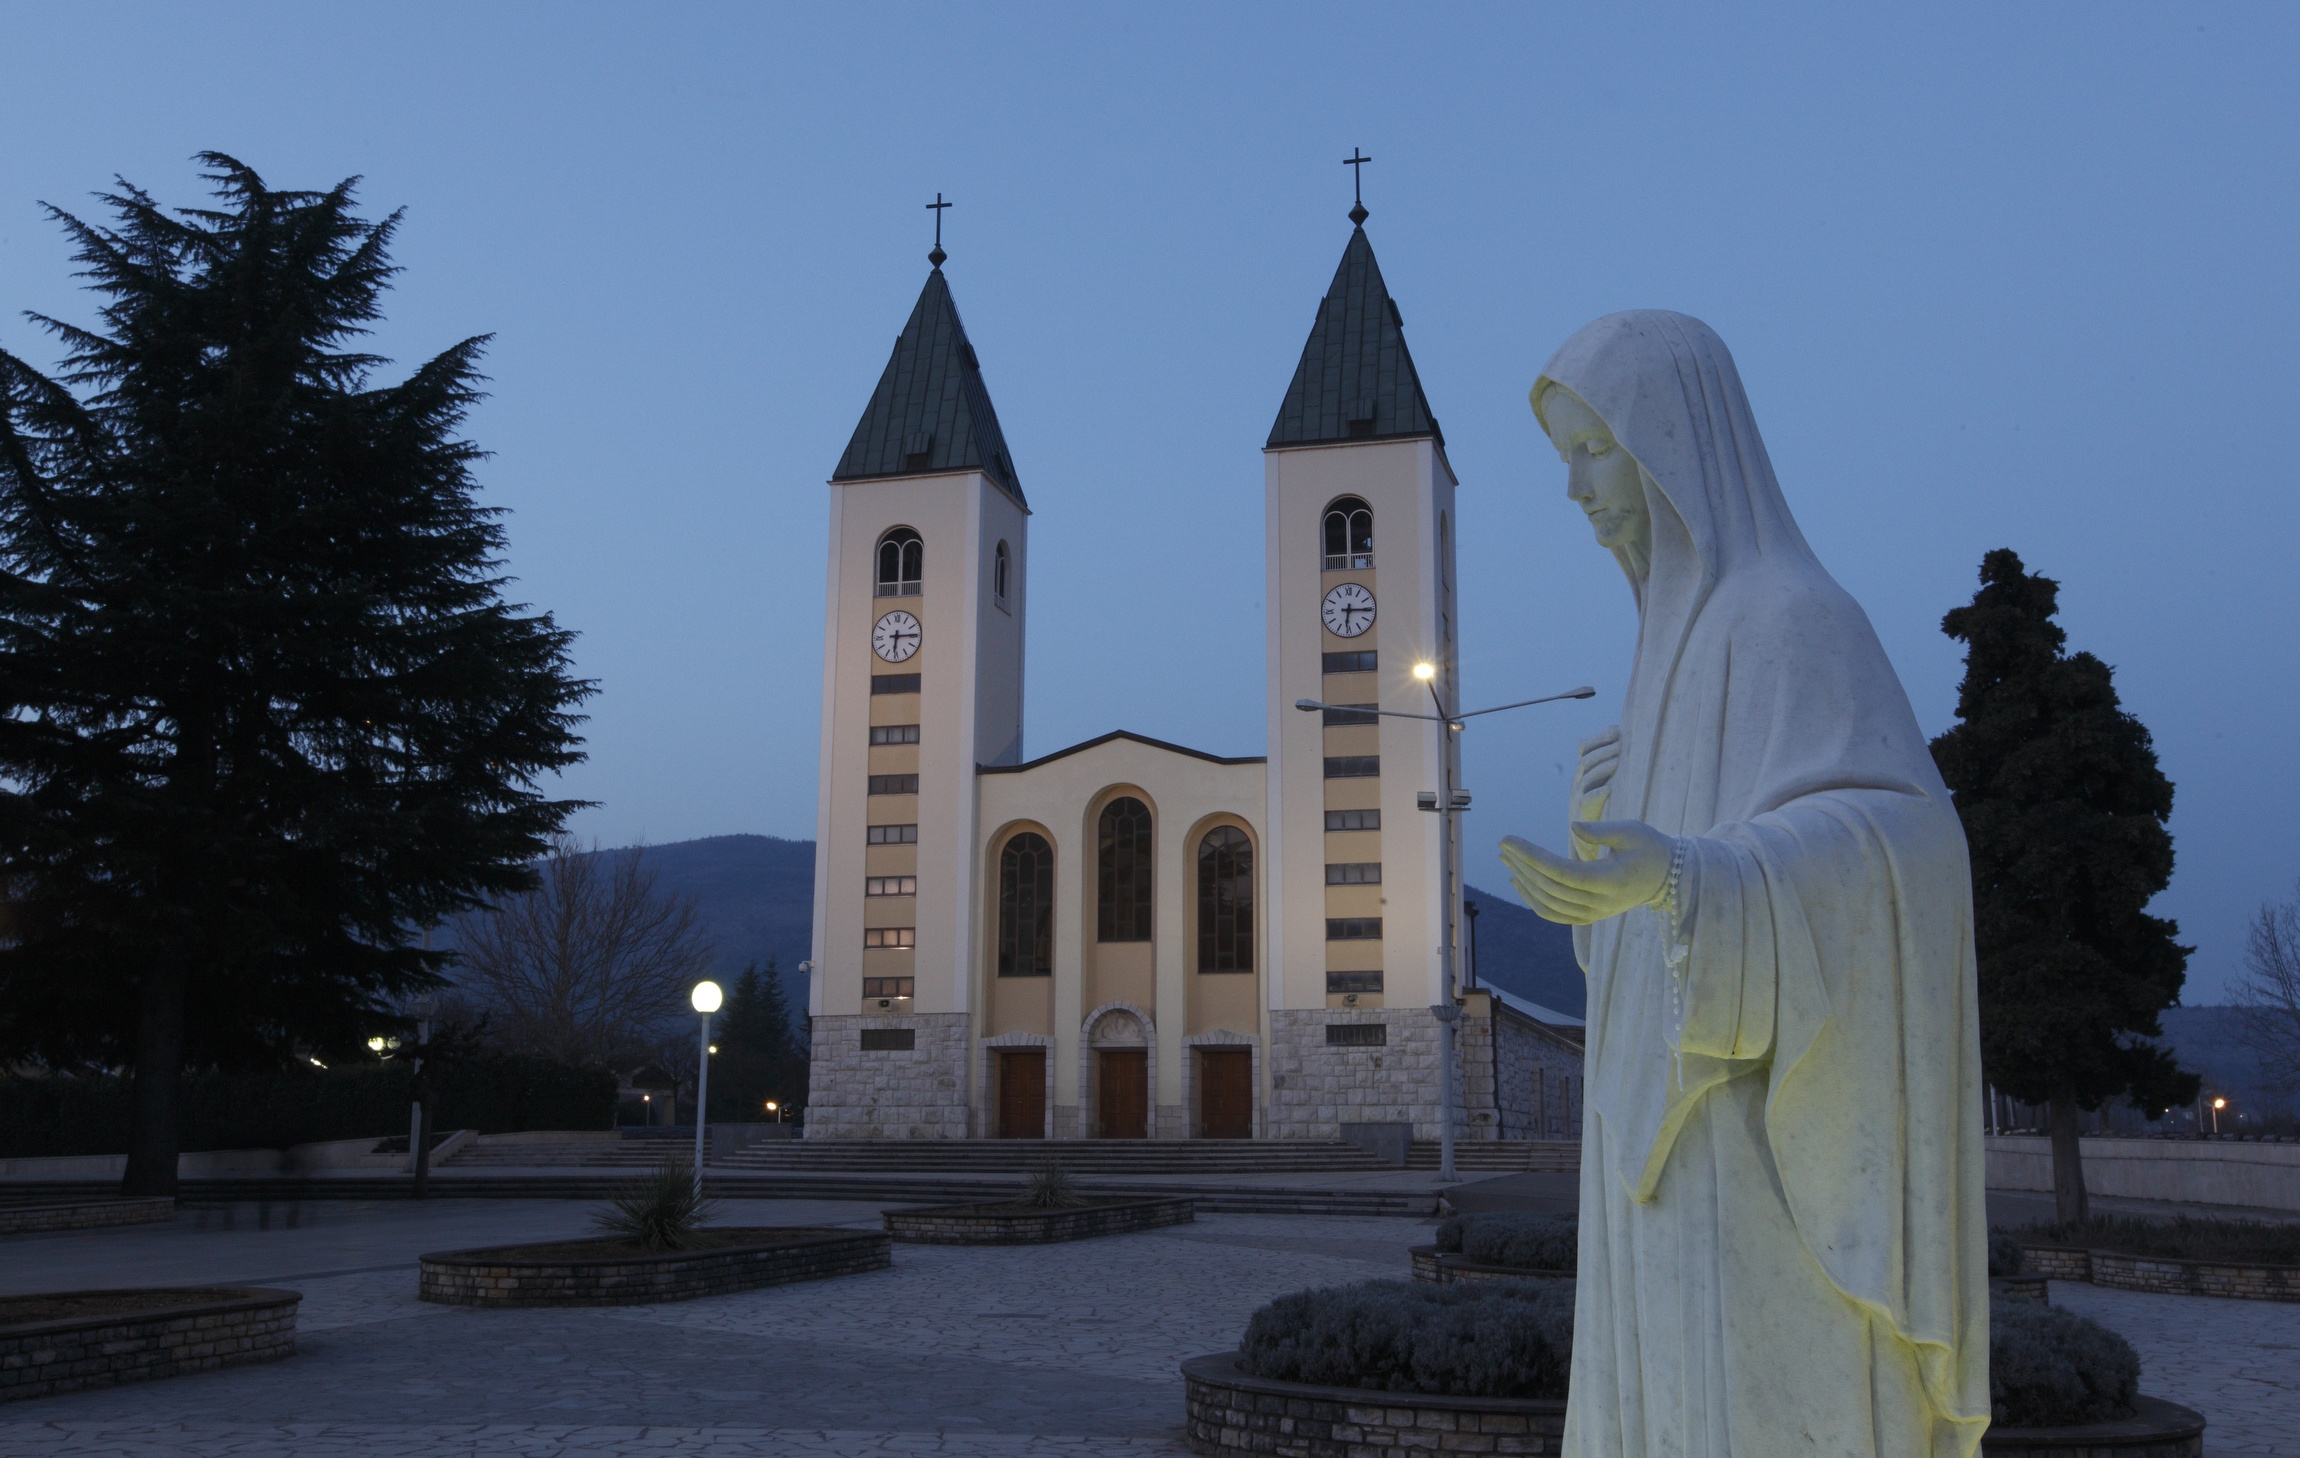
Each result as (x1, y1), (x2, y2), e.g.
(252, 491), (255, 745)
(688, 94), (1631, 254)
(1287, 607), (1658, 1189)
(864, 927), (916, 949)
(866, 823), (918, 845)
(1326, 917), (1383, 940)
(871, 674), (921, 695)
(876, 528), (923, 597)
(1196, 826), (1253, 973)
(1325, 863), (1381, 885)
(865, 876), (916, 897)
(1324, 756), (1380, 779)
(1327, 971), (1384, 995)
(1097, 797), (1154, 942)
(1322, 650), (1377, 674)
(1321, 703), (1377, 727)
(998, 832), (1055, 976)
(863, 977), (914, 999)
(1322, 497), (1374, 570)
(1324, 809), (1381, 831)
(867, 774), (919, 795)
(870, 724), (920, 745)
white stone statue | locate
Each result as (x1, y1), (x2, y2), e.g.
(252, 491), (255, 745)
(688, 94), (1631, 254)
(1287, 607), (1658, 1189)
(1501, 311), (1991, 1458)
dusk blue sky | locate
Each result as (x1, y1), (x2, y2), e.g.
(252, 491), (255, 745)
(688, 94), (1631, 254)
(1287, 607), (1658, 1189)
(4, 5), (2294, 1002)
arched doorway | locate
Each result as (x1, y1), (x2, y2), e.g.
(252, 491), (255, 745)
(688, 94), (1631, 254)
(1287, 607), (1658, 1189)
(1086, 1005), (1150, 1139)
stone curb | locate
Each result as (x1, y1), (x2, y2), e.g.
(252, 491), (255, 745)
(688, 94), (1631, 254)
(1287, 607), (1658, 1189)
(2018, 1243), (2300, 1302)
(1181, 1351), (1565, 1456)
(884, 1196), (1194, 1245)
(0, 1286), (299, 1404)
(1409, 1244), (1575, 1287)
(0, 1196), (173, 1237)
(417, 1227), (891, 1307)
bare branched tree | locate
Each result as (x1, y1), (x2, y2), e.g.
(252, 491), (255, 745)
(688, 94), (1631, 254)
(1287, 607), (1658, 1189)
(450, 839), (713, 1065)
(2233, 882), (2300, 1096)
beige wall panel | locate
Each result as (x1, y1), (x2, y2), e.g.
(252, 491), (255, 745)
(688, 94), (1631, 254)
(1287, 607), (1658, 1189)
(1321, 670), (1378, 698)
(1189, 972), (1260, 1036)
(1090, 940), (1155, 1016)
(863, 845), (917, 876)
(1323, 776), (1383, 810)
(867, 745), (920, 774)
(1324, 884), (1385, 918)
(868, 693), (923, 727)
(1327, 993), (1385, 1009)
(987, 974), (1051, 1037)
(1324, 830), (1382, 863)
(1323, 939), (1386, 972)
(1321, 724), (1381, 757)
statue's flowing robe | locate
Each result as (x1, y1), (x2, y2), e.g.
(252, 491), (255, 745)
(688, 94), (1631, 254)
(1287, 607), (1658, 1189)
(1532, 313), (1990, 1458)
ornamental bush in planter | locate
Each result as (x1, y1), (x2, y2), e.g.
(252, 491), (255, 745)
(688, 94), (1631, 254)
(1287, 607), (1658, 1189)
(1991, 1298), (2141, 1428)
(1238, 1278), (1573, 1399)
(1434, 1212), (1577, 1272)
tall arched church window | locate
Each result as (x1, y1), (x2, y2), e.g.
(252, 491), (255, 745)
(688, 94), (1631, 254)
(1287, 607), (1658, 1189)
(1323, 497), (1374, 570)
(993, 540), (1010, 604)
(1097, 797), (1153, 942)
(876, 528), (923, 597)
(1196, 826), (1253, 972)
(998, 832), (1054, 976)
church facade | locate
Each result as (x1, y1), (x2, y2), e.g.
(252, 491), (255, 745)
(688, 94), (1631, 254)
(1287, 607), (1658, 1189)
(804, 219), (1583, 1142)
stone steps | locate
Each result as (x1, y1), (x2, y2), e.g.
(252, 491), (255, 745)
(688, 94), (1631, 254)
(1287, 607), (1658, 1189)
(1404, 1141), (1581, 1172)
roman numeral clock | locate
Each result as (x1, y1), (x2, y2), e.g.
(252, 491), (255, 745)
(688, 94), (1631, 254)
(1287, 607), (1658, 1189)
(1321, 583), (1375, 638)
(873, 610), (922, 661)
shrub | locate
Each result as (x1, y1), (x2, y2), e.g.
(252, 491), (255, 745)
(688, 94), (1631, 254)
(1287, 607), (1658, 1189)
(1021, 1162), (1088, 1209)
(1433, 1212), (1578, 1272)
(1989, 1295), (2139, 1428)
(2010, 1215), (2300, 1267)
(593, 1156), (718, 1251)
(1988, 1230), (2027, 1278)
(1239, 1279), (1573, 1398)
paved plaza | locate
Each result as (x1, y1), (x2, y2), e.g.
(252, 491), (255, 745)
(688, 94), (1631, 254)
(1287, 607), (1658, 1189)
(0, 1195), (2293, 1456)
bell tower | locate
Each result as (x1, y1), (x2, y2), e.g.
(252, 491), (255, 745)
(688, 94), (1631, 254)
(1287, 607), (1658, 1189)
(806, 249), (1029, 1139)
(1262, 205), (1464, 1139)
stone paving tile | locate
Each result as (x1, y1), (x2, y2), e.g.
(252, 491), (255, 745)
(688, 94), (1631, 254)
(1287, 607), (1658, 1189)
(2052, 1280), (2300, 1457)
(0, 1424), (1190, 1456)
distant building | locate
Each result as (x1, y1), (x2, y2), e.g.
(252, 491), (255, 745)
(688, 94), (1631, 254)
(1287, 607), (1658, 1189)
(803, 212), (1583, 1141)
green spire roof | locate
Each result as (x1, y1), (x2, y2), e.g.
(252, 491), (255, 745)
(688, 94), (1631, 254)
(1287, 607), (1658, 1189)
(1267, 227), (1442, 450)
(833, 268), (1024, 506)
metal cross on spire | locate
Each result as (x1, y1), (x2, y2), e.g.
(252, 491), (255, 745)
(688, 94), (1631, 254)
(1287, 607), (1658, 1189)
(1343, 149), (1373, 225)
(926, 192), (951, 268)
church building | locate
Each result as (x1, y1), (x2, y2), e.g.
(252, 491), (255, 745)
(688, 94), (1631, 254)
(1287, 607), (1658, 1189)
(804, 207), (1584, 1142)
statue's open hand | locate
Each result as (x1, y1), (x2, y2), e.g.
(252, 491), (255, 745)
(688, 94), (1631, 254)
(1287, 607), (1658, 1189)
(1500, 820), (1675, 926)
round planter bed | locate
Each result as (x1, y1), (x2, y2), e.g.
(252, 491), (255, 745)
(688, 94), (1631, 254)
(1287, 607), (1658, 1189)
(2087, 1249), (2300, 1302)
(883, 1196), (1192, 1245)
(1410, 1243), (1574, 1287)
(1990, 1273), (2051, 1303)
(0, 1286), (299, 1404)
(1182, 1351), (1564, 1457)
(419, 1227), (890, 1307)
(2019, 1243), (2094, 1281)
(1983, 1395), (2206, 1456)
(0, 1196), (174, 1237)
(1181, 1353), (2202, 1458)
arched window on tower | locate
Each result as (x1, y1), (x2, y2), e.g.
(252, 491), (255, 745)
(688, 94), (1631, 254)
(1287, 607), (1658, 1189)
(1097, 797), (1153, 942)
(876, 528), (923, 597)
(998, 832), (1054, 976)
(1323, 497), (1374, 570)
(1196, 826), (1253, 973)
(993, 540), (1010, 605)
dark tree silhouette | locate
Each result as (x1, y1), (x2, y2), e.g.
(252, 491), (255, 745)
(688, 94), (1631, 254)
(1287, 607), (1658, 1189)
(1930, 549), (2195, 1223)
(707, 961), (807, 1125)
(0, 156), (593, 1195)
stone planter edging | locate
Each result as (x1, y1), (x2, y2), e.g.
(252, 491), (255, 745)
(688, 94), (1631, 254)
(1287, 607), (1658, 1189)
(2087, 1249), (2300, 1302)
(1410, 1244), (1575, 1287)
(0, 1286), (299, 1403)
(1182, 1351), (1566, 1457)
(0, 1197), (173, 1236)
(1183, 1354), (2200, 1458)
(884, 1196), (1193, 1245)
(1990, 1274), (2051, 1303)
(1982, 1395), (2206, 1456)
(418, 1227), (890, 1307)
(2019, 1243), (2093, 1281)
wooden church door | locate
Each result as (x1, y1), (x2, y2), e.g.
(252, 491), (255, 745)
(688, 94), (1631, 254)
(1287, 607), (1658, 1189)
(1198, 1049), (1252, 1139)
(1096, 1049), (1147, 1138)
(997, 1049), (1045, 1139)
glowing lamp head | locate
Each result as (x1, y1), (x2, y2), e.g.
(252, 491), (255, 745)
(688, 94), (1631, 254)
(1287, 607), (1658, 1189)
(2213, 1097), (2227, 1109)
(765, 1101), (778, 1112)
(367, 1037), (386, 1052)
(691, 980), (724, 1014)
(1412, 661), (1436, 681)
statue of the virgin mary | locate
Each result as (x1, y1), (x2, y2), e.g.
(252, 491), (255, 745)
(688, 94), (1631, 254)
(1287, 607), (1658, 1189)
(1502, 312), (1991, 1458)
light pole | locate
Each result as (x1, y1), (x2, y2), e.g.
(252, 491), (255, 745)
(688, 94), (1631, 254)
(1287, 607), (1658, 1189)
(1295, 676), (1593, 1184)
(691, 979), (723, 1198)
(2211, 1096), (2226, 1135)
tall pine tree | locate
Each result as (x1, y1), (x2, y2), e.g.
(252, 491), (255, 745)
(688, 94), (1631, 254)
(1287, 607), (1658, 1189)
(1930, 549), (2195, 1223)
(0, 157), (593, 1194)
(709, 960), (806, 1123)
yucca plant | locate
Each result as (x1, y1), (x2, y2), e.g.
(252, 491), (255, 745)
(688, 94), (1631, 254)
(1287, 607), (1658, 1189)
(593, 1155), (718, 1250)
(1021, 1161), (1088, 1209)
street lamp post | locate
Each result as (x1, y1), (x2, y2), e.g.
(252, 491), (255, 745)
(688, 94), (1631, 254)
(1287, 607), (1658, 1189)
(1295, 676), (1593, 1185)
(691, 980), (724, 1199)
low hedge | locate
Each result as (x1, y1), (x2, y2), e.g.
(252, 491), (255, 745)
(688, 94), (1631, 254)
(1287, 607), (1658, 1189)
(1991, 1297), (2140, 1427)
(1434, 1212), (1577, 1272)
(1238, 1279), (1573, 1399)
(1238, 1279), (2138, 1425)
(2010, 1214), (2300, 1267)
(1988, 1229), (2027, 1277)
(0, 1056), (616, 1158)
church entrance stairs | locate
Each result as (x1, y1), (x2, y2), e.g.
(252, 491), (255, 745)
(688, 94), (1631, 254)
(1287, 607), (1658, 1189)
(712, 1139), (1393, 1176)
(1404, 1140), (1581, 1173)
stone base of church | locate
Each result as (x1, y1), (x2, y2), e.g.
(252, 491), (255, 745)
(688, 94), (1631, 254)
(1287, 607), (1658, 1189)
(803, 1013), (970, 1139)
(1265, 1008), (1469, 1143)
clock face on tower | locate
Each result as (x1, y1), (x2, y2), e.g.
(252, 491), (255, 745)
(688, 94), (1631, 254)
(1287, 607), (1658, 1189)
(872, 610), (922, 662)
(1322, 583), (1376, 638)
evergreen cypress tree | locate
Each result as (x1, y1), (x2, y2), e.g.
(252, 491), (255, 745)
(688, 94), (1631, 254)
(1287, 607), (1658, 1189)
(708, 959), (805, 1122)
(1930, 549), (2195, 1222)
(0, 157), (593, 1194)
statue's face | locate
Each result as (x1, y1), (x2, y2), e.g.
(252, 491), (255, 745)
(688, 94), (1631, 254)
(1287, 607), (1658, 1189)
(1543, 387), (1649, 553)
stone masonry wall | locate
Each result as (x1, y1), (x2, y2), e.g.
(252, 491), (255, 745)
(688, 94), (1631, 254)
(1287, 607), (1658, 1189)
(804, 1013), (970, 1139)
(0, 1197), (173, 1236)
(1267, 1009), (1466, 1143)
(1482, 1012), (1584, 1141)
(0, 1290), (297, 1404)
